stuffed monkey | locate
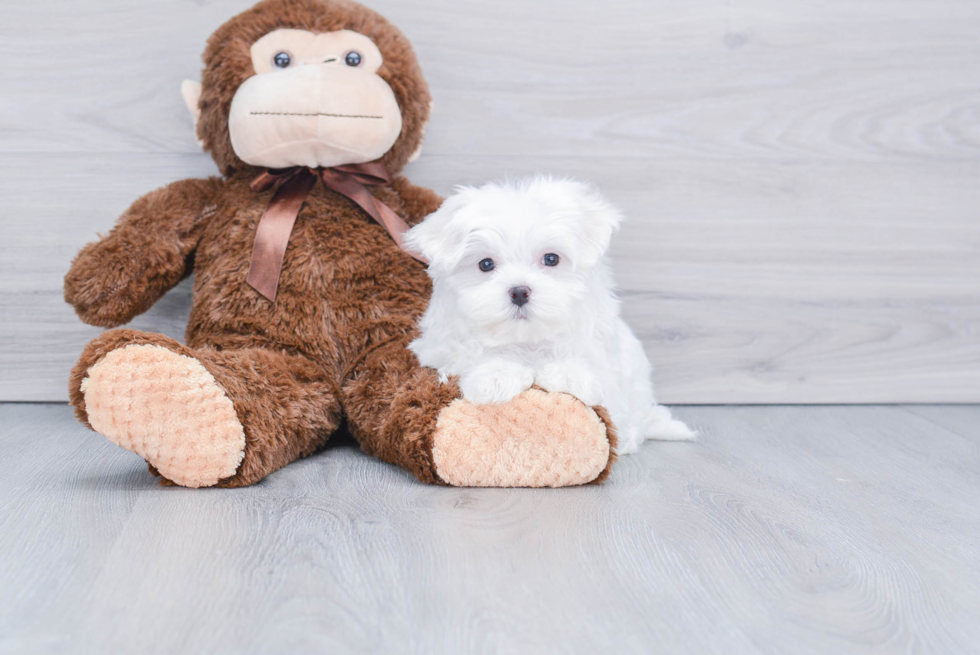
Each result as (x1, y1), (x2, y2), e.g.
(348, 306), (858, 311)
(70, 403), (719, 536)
(65, 0), (617, 488)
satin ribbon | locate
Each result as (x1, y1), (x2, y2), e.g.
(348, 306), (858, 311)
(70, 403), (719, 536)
(246, 162), (424, 302)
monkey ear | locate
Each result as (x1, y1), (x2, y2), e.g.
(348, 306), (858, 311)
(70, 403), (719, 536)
(406, 141), (423, 164)
(407, 99), (435, 164)
(181, 80), (204, 147)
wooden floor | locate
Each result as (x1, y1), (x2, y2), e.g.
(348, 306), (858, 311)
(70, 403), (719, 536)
(1, 403), (978, 654)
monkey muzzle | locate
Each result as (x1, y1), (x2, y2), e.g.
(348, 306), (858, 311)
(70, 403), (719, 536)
(228, 63), (403, 169)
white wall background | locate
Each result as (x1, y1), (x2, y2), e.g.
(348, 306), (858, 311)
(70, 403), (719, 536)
(0, 0), (978, 403)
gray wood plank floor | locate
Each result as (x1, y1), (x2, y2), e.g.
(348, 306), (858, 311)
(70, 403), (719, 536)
(2, 0), (979, 403)
(2, 403), (978, 654)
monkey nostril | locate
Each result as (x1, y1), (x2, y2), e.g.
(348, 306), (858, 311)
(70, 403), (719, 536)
(509, 286), (531, 308)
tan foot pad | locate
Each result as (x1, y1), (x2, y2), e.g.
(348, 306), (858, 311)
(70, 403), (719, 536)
(432, 388), (610, 487)
(81, 344), (245, 488)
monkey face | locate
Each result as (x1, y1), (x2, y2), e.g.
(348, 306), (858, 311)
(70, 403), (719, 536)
(194, 0), (431, 176)
(227, 28), (403, 169)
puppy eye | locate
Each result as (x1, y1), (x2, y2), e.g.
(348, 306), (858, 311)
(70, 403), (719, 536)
(345, 51), (362, 67)
(479, 258), (495, 272)
(542, 253), (560, 267)
(273, 52), (291, 68)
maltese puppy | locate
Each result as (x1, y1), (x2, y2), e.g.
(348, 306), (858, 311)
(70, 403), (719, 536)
(406, 177), (694, 453)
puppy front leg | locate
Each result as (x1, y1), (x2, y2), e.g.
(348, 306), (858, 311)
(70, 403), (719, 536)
(459, 358), (535, 405)
(535, 359), (603, 407)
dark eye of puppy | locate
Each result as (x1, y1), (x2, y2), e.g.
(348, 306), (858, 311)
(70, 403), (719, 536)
(345, 51), (362, 67)
(542, 253), (560, 267)
(479, 258), (495, 272)
(273, 52), (291, 68)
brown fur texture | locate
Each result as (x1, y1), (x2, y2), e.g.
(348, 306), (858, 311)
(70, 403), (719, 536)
(64, 0), (616, 487)
(589, 404), (619, 485)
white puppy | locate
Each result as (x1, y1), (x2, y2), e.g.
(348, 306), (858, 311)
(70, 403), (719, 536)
(406, 177), (694, 453)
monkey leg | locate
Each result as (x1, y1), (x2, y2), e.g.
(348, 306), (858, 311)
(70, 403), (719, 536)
(69, 329), (342, 488)
(342, 338), (618, 487)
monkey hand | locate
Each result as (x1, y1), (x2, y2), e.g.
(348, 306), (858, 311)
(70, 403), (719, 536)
(65, 178), (218, 327)
(64, 228), (185, 327)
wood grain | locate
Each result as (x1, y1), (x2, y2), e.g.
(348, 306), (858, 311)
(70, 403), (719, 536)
(1, 403), (979, 653)
(3, 0), (979, 162)
(1, 0), (979, 402)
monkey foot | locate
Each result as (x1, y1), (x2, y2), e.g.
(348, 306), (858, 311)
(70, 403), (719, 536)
(80, 344), (246, 488)
(431, 388), (616, 487)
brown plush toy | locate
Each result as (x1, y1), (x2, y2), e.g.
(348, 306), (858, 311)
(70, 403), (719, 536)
(64, 0), (617, 489)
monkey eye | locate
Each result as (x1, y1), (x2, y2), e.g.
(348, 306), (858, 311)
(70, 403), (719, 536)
(273, 52), (291, 68)
(479, 258), (495, 272)
(542, 253), (560, 267)
(345, 51), (362, 67)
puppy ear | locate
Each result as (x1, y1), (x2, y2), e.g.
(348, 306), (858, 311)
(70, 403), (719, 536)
(565, 182), (622, 267)
(404, 190), (474, 272)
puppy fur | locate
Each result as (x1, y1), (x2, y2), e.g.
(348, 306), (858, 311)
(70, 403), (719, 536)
(407, 177), (694, 453)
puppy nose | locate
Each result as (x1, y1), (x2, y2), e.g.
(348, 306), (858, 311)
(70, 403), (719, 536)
(509, 286), (531, 307)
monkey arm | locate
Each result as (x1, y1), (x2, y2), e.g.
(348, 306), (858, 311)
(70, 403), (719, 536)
(64, 177), (224, 328)
(388, 175), (444, 225)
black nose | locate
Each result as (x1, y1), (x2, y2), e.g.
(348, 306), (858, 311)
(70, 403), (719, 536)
(509, 286), (531, 307)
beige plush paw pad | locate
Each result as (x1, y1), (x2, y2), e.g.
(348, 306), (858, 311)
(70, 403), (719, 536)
(432, 388), (610, 487)
(80, 344), (245, 488)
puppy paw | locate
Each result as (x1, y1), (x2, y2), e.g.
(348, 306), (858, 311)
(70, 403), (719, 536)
(616, 430), (643, 455)
(535, 360), (603, 407)
(459, 359), (535, 405)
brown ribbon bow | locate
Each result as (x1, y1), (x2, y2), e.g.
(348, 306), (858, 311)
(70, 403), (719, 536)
(246, 162), (424, 302)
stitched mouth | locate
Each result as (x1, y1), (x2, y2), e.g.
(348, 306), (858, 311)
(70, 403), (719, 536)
(250, 111), (384, 119)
